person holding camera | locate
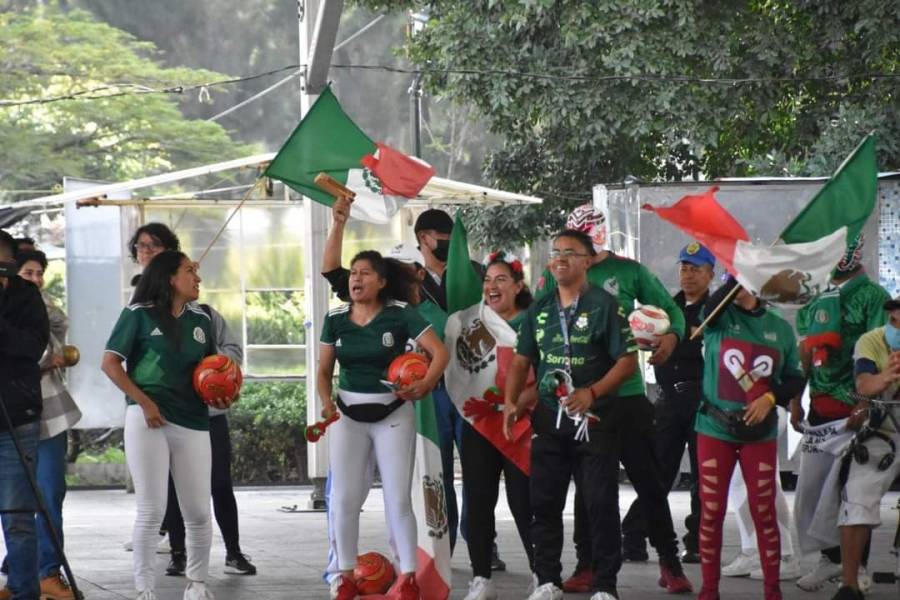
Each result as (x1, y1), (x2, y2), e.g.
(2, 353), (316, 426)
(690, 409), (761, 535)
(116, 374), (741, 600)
(693, 276), (804, 600)
(0, 230), (50, 600)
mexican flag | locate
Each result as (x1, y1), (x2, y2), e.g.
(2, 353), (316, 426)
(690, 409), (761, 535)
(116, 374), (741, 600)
(410, 393), (452, 599)
(443, 213), (532, 474)
(642, 187), (847, 305)
(264, 87), (434, 223)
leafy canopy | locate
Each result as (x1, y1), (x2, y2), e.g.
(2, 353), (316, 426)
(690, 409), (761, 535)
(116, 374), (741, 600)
(0, 5), (255, 202)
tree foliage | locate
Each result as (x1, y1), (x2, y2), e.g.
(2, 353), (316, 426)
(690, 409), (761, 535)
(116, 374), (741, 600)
(356, 0), (900, 247)
(0, 5), (255, 202)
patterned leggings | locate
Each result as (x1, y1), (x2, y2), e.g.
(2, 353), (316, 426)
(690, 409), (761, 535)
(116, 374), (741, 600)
(697, 434), (782, 600)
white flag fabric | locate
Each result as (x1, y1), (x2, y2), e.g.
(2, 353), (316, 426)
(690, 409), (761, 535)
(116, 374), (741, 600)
(731, 227), (848, 305)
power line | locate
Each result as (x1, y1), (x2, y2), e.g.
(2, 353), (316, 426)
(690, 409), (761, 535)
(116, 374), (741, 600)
(2, 63), (897, 108)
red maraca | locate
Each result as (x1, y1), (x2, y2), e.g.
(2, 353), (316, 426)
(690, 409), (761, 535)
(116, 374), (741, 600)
(305, 412), (340, 443)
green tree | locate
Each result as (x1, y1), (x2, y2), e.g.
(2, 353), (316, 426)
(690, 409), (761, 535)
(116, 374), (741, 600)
(0, 5), (255, 203)
(356, 0), (900, 247)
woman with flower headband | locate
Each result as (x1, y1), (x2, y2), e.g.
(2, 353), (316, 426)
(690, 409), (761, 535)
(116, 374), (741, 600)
(455, 250), (538, 600)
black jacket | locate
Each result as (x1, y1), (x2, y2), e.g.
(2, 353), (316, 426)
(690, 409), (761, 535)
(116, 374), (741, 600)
(0, 276), (49, 430)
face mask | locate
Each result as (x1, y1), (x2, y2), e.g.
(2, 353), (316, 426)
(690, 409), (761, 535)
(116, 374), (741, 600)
(432, 238), (450, 263)
(885, 324), (900, 351)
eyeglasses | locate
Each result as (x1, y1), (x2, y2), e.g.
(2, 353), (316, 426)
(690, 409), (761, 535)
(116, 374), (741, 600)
(136, 242), (163, 252)
(549, 249), (589, 259)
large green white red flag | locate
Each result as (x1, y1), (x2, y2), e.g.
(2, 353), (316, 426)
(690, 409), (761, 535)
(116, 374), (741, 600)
(410, 393), (451, 599)
(264, 87), (434, 223)
(443, 213), (532, 473)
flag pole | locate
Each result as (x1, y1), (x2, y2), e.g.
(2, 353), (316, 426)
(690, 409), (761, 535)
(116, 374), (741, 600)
(689, 133), (874, 340)
(196, 176), (266, 265)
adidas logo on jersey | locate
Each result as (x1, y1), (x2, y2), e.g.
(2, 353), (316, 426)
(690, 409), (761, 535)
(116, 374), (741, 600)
(150, 327), (163, 336)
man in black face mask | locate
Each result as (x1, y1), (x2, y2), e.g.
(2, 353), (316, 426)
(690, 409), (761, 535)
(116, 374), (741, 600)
(413, 209), (453, 309)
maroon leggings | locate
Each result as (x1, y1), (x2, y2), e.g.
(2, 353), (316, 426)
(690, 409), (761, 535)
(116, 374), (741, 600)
(697, 433), (782, 600)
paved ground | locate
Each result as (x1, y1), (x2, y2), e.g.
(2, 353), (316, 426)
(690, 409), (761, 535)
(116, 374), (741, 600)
(2, 486), (898, 599)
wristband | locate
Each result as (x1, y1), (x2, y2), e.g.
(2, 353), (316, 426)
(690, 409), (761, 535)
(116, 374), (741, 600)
(764, 392), (776, 407)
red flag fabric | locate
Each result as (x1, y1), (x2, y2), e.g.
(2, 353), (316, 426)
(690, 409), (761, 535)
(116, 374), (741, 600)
(360, 142), (435, 198)
(641, 186), (748, 273)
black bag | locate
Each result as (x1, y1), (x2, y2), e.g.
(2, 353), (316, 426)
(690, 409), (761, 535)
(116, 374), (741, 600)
(700, 401), (776, 442)
(336, 395), (405, 423)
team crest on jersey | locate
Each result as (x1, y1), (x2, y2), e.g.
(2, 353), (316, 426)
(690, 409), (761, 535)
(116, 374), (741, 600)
(422, 474), (448, 539)
(575, 314), (589, 331)
(193, 327), (206, 344)
(603, 277), (619, 297)
(455, 317), (496, 373)
(814, 309), (830, 324)
(382, 332), (394, 347)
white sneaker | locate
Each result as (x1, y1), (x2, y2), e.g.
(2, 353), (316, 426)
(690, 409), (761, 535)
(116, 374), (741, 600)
(796, 555), (842, 591)
(722, 551), (759, 577)
(749, 554), (801, 580)
(527, 573), (539, 594)
(463, 576), (497, 600)
(136, 592), (157, 600)
(526, 582), (563, 600)
(857, 566), (871, 593)
(328, 577), (340, 600)
(183, 581), (215, 600)
(590, 593), (617, 600)
(157, 534), (171, 554)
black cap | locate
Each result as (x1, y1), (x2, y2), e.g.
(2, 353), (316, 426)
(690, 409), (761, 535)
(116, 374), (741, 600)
(884, 296), (900, 312)
(414, 209), (453, 234)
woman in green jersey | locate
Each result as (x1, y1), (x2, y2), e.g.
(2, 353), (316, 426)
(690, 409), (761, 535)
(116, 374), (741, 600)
(102, 251), (224, 600)
(318, 250), (448, 600)
(694, 276), (805, 600)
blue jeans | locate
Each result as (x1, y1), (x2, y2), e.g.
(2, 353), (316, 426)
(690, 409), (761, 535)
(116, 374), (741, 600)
(36, 432), (67, 578)
(0, 422), (40, 599)
(432, 385), (466, 552)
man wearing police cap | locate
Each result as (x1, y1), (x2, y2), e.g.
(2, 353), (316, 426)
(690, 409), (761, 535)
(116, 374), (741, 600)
(620, 241), (714, 565)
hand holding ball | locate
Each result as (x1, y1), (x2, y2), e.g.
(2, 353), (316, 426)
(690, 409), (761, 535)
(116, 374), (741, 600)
(628, 305), (671, 351)
(193, 355), (243, 408)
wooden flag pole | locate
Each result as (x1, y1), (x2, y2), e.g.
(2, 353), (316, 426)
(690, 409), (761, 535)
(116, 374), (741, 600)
(314, 172), (355, 203)
(196, 178), (265, 265)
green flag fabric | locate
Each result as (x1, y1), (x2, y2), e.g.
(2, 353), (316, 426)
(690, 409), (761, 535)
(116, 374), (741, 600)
(445, 212), (482, 314)
(780, 135), (878, 244)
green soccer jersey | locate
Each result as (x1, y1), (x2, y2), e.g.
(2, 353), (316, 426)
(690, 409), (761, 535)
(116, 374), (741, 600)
(321, 300), (431, 393)
(105, 303), (214, 431)
(516, 285), (637, 411)
(416, 299), (447, 341)
(695, 304), (803, 443)
(797, 273), (890, 405)
(536, 253), (686, 396)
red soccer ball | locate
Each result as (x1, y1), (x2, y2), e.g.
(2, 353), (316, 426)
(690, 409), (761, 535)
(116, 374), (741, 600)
(386, 352), (430, 388)
(192, 354), (243, 407)
(353, 552), (395, 595)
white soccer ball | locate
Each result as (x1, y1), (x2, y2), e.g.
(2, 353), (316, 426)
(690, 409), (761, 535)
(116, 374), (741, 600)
(628, 305), (671, 350)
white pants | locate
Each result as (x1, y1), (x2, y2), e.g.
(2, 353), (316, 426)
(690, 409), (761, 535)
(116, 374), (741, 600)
(328, 402), (417, 572)
(838, 430), (900, 527)
(124, 405), (212, 592)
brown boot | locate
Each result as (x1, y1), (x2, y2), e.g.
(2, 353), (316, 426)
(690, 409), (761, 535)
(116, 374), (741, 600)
(40, 572), (75, 600)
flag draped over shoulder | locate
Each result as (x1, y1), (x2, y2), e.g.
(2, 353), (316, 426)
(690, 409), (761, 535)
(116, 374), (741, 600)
(642, 187), (846, 305)
(264, 87), (434, 224)
(443, 213), (532, 473)
(410, 392), (452, 599)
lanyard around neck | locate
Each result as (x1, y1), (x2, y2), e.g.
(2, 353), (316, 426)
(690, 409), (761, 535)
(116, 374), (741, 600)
(555, 290), (580, 376)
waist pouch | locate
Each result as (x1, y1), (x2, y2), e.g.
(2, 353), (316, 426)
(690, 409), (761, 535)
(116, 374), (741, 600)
(337, 395), (405, 423)
(700, 401), (776, 442)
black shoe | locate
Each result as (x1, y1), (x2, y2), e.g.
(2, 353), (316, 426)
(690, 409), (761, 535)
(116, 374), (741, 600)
(490, 544), (506, 572)
(225, 553), (257, 575)
(165, 551), (186, 576)
(622, 547), (649, 562)
(679, 548), (701, 564)
(831, 586), (865, 600)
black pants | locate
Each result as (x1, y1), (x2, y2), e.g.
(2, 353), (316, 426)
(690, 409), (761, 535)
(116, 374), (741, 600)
(621, 383), (701, 554)
(460, 421), (533, 578)
(531, 406), (621, 595)
(165, 414), (242, 556)
(573, 394), (679, 568)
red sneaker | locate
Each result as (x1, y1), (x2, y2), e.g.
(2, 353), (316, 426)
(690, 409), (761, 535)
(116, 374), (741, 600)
(658, 563), (693, 594)
(562, 567), (593, 593)
(334, 575), (358, 600)
(391, 573), (420, 600)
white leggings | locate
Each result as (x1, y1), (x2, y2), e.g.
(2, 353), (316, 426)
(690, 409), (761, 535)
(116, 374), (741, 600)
(328, 402), (417, 573)
(124, 405), (212, 592)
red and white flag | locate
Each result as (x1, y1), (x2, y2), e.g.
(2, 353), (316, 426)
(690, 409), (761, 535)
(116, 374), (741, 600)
(643, 187), (846, 305)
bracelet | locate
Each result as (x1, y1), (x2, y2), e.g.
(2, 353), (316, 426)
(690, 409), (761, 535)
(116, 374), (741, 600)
(764, 392), (776, 406)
